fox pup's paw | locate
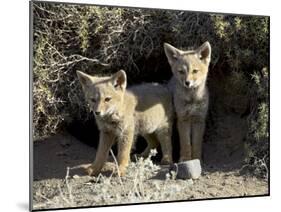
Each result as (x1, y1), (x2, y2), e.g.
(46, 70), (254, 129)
(161, 156), (173, 165)
(118, 166), (127, 177)
(102, 162), (116, 173)
(84, 165), (100, 176)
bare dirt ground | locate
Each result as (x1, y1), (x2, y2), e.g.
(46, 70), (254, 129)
(32, 133), (268, 210)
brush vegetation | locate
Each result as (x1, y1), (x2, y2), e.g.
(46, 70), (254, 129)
(32, 2), (269, 177)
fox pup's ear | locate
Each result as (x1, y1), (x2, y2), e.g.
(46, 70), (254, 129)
(76, 71), (92, 87)
(164, 43), (182, 66)
(196, 41), (211, 64)
(112, 70), (127, 91)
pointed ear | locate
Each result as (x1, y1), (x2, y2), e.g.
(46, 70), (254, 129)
(164, 43), (182, 66)
(76, 71), (93, 87)
(196, 41), (211, 64)
(112, 70), (127, 91)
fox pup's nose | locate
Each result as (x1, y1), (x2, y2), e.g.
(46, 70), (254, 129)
(185, 81), (190, 87)
(94, 111), (101, 116)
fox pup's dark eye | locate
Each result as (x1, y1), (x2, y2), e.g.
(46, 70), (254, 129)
(192, 69), (199, 74)
(178, 70), (185, 74)
(105, 97), (112, 102)
(91, 98), (96, 103)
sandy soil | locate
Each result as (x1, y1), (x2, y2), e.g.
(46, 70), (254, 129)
(32, 133), (268, 210)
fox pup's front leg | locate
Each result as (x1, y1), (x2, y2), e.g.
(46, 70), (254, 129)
(86, 131), (115, 176)
(155, 127), (173, 165)
(117, 128), (135, 176)
(191, 119), (205, 160)
(177, 119), (192, 161)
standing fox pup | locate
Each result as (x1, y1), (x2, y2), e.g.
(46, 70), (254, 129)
(164, 41), (211, 161)
(77, 70), (173, 176)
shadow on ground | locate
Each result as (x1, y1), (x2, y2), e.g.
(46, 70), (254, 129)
(33, 130), (245, 181)
(33, 134), (96, 180)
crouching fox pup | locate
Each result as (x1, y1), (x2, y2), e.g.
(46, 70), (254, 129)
(77, 70), (173, 176)
(164, 41), (211, 161)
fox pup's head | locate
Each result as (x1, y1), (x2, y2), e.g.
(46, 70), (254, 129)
(164, 42), (211, 89)
(76, 70), (127, 118)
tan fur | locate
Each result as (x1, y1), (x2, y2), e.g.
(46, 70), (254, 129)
(164, 42), (211, 161)
(77, 70), (173, 176)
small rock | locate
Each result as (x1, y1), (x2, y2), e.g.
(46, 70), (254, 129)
(171, 159), (202, 180)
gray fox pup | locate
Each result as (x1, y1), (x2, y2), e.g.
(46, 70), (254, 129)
(77, 70), (173, 176)
(164, 41), (211, 161)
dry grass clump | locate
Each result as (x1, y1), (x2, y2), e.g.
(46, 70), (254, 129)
(32, 2), (269, 176)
